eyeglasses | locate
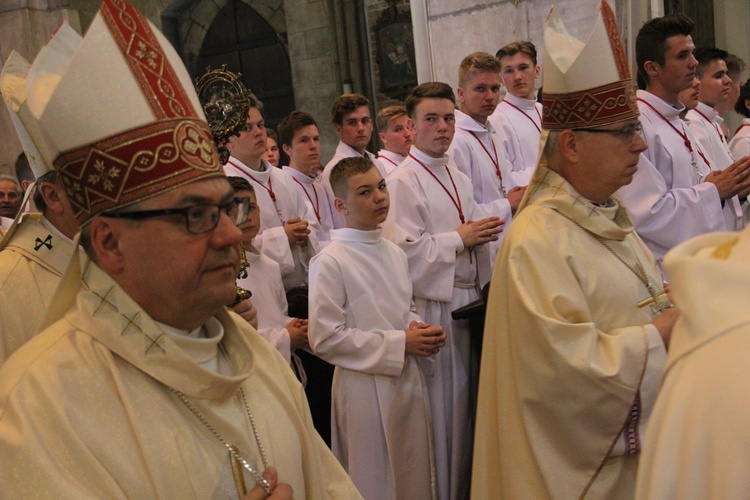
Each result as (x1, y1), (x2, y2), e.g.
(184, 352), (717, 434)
(574, 122), (643, 141)
(102, 197), (251, 234)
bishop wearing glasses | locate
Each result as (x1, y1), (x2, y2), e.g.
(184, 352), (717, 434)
(472, 2), (679, 498)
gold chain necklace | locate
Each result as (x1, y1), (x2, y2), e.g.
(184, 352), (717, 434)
(170, 341), (271, 495)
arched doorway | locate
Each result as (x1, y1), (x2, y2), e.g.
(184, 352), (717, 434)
(193, 0), (295, 130)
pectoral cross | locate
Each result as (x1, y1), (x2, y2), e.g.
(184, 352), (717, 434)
(637, 289), (671, 313)
(229, 445), (248, 497)
(635, 263), (672, 313)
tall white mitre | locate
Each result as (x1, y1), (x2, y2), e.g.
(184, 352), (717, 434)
(541, 0), (638, 132)
(0, 23), (82, 248)
(0, 0), (224, 329)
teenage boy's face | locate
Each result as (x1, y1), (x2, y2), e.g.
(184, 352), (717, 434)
(379, 114), (414, 157)
(337, 166), (389, 231)
(698, 59), (732, 108)
(335, 105), (373, 154)
(236, 189), (260, 246)
(650, 34), (698, 95)
(500, 53), (539, 99)
(285, 124), (321, 176)
(413, 97), (456, 158)
(458, 70), (502, 123)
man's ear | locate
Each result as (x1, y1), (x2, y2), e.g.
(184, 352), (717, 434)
(644, 60), (660, 80)
(333, 196), (347, 216)
(39, 182), (64, 215)
(20, 179), (33, 193)
(334, 123), (343, 138)
(282, 143), (292, 157)
(89, 218), (125, 274)
(557, 129), (581, 163)
(456, 86), (466, 106)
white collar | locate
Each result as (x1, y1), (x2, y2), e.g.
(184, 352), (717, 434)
(505, 92), (538, 110)
(455, 109), (493, 134)
(409, 145), (449, 168)
(282, 165), (317, 184)
(637, 89), (685, 120)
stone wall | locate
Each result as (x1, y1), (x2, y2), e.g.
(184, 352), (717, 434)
(411, 0), (606, 93)
(284, 0), (342, 162)
(0, 0), (77, 174)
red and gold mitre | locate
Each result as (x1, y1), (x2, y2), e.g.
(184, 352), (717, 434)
(541, 0), (638, 130)
(1, 0), (222, 225)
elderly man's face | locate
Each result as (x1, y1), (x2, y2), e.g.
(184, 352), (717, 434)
(109, 177), (242, 330)
(0, 179), (22, 218)
(573, 120), (648, 203)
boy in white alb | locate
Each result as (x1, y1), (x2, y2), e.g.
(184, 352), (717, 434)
(228, 177), (309, 364)
(383, 82), (503, 500)
(375, 105), (414, 175)
(685, 47), (746, 230)
(225, 96), (320, 290)
(321, 94), (386, 228)
(448, 52), (526, 259)
(615, 14), (750, 267)
(309, 156), (444, 499)
(488, 41), (543, 187)
(279, 110), (336, 248)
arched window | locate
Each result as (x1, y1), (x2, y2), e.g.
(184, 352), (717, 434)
(194, 0), (295, 129)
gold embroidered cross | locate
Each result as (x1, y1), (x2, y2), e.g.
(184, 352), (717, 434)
(119, 311), (143, 336)
(144, 333), (166, 354)
(91, 287), (118, 315)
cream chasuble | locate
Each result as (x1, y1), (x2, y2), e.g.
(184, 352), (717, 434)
(636, 226), (750, 498)
(0, 214), (75, 363)
(0, 261), (360, 499)
(473, 164), (667, 499)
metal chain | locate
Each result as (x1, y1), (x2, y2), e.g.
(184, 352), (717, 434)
(554, 209), (670, 312)
(170, 387), (272, 495)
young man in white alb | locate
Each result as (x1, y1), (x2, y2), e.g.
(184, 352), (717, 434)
(685, 47), (745, 230)
(488, 41), (543, 187)
(225, 97), (320, 290)
(375, 105), (414, 175)
(309, 156), (444, 500)
(279, 110), (336, 248)
(448, 52), (526, 259)
(229, 176), (309, 364)
(321, 94), (386, 228)
(614, 14), (750, 268)
(383, 82), (503, 500)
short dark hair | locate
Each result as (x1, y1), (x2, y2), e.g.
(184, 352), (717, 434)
(266, 128), (278, 144)
(331, 94), (370, 125)
(736, 79), (750, 117)
(496, 41), (538, 66)
(405, 82), (456, 118)
(278, 110), (318, 147)
(694, 47), (729, 79)
(14, 152), (34, 185)
(33, 170), (59, 214)
(227, 176), (254, 193)
(636, 14), (695, 89)
(329, 156), (377, 199)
